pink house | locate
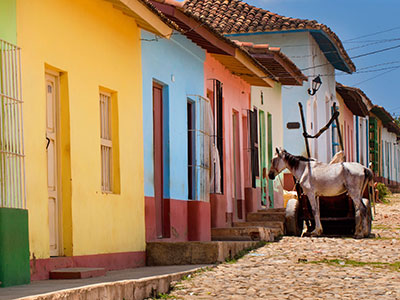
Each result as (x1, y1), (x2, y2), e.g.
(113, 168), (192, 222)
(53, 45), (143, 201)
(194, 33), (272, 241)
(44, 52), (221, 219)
(338, 95), (355, 162)
(336, 83), (371, 163)
(205, 53), (253, 227)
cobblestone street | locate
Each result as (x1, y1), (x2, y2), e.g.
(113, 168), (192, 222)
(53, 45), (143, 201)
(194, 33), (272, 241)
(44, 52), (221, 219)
(168, 195), (400, 300)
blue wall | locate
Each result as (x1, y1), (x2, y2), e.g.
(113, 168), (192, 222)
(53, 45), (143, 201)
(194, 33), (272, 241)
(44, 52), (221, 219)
(141, 31), (205, 200)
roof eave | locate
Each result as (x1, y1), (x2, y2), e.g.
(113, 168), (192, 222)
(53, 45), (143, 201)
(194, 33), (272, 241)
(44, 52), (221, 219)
(234, 49), (274, 87)
(336, 88), (369, 117)
(106, 0), (174, 37)
(309, 29), (355, 74)
(153, 2), (274, 87)
(226, 29), (355, 74)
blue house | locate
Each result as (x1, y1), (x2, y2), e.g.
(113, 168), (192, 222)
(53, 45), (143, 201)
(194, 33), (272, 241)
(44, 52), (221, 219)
(141, 30), (210, 241)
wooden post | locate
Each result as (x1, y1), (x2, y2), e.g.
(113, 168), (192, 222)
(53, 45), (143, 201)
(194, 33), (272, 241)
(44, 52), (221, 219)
(298, 102), (311, 158)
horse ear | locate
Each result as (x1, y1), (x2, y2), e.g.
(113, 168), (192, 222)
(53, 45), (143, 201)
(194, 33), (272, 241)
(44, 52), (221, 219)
(275, 147), (279, 155)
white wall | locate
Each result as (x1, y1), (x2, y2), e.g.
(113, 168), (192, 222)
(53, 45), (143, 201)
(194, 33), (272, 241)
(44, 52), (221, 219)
(251, 83), (284, 207)
(381, 127), (398, 182)
(354, 116), (370, 168)
(231, 32), (336, 162)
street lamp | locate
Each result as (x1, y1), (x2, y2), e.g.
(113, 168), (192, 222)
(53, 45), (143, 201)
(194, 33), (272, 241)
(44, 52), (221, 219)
(308, 75), (322, 96)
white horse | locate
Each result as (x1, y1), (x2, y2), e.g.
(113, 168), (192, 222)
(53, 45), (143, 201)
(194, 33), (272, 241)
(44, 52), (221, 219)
(268, 148), (373, 238)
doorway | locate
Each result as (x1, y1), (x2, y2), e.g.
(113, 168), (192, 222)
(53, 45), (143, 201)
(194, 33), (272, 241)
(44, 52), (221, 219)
(46, 73), (62, 256)
(232, 110), (243, 220)
(153, 82), (170, 238)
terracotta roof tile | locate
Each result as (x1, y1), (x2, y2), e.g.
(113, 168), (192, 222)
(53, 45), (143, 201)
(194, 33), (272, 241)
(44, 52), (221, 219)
(183, 0), (355, 72)
(234, 40), (307, 85)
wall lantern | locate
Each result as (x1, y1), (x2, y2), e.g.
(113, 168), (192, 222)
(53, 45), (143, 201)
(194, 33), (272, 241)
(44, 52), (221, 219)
(308, 75), (322, 96)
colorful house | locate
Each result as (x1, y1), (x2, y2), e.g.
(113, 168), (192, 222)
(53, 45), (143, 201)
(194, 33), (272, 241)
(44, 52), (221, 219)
(183, 0), (356, 164)
(369, 106), (400, 186)
(232, 42), (306, 208)
(15, 0), (174, 282)
(146, 0), (276, 233)
(335, 83), (372, 167)
(141, 14), (208, 242)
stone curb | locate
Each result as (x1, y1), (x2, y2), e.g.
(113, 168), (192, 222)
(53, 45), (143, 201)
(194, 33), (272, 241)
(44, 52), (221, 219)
(16, 267), (208, 300)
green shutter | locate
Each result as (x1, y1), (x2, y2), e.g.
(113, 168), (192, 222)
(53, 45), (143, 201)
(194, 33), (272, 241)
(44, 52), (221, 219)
(267, 113), (274, 208)
(369, 117), (379, 173)
(259, 110), (266, 206)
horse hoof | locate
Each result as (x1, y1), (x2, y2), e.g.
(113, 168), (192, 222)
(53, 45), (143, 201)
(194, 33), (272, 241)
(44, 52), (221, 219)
(354, 234), (364, 239)
(310, 230), (322, 237)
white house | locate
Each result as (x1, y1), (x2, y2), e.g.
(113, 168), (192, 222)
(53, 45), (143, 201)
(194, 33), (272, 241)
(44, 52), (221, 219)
(183, 0), (356, 164)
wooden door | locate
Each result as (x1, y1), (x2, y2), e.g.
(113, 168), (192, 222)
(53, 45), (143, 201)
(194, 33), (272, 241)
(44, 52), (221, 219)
(46, 73), (61, 256)
(153, 83), (164, 238)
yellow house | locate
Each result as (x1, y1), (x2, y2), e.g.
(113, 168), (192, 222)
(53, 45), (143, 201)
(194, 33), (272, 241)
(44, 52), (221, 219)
(17, 0), (173, 280)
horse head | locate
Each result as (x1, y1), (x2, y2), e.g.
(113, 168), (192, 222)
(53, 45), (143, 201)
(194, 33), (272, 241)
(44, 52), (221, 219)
(268, 147), (286, 180)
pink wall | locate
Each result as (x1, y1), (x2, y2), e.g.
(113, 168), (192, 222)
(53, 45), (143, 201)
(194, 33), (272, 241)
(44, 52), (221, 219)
(205, 53), (251, 225)
(340, 102), (354, 162)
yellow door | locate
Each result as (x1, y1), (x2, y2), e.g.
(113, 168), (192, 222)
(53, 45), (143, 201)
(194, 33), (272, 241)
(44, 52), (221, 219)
(46, 73), (61, 256)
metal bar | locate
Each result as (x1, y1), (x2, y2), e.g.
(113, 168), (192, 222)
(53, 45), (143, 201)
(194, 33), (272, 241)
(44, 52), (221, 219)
(18, 48), (26, 209)
(0, 150), (25, 157)
(10, 47), (18, 207)
(5, 45), (12, 207)
(0, 93), (23, 103)
(298, 102), (311, 158)
(0, 41), (5, 206)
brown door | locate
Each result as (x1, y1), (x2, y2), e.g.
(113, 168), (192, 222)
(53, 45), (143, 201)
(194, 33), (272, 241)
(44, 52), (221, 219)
(153, 83), (164, 238)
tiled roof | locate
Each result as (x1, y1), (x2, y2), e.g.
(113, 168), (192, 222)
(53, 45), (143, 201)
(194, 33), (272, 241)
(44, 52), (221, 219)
(183, 0), (356, 73)
(371, 105), (400, 136)
(234, 41), (307, 85)
(336, 83), (371, 117)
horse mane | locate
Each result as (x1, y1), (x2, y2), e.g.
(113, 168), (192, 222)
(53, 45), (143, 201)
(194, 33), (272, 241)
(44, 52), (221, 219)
(283, 150), (313, 170)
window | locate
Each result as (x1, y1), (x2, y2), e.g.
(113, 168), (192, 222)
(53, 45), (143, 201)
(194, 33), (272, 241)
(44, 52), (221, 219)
(188, 96), (213, 201)
(0, 39), (26, 209)
(99, 90), (120, 194)
(208, 79), (224, 194)
(100, 92), (112, 192)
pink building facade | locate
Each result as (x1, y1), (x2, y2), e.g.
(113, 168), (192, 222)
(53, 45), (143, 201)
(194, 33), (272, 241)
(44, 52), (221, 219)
(205, 53), (253, 228)
(337, 93), (355, 162)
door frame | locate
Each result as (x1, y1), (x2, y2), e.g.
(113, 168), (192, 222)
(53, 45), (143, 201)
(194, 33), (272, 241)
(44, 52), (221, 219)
(232, 109), (243, 220)
(46, 70), (63, 257)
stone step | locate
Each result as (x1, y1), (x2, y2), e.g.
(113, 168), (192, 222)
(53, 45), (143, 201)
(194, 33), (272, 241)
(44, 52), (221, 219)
(233, 221), (285, 232)
(49, 267), (106, 280)
(146, 241), (261, 266)
(247, 211), (286, 222)
(258, 208), (286, 213)
(211, 227), (274, 242)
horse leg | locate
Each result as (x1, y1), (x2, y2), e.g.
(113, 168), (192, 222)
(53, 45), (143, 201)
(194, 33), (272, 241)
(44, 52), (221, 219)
(307, 192), (323, 236)
(347, 186), (368, 238)
(353, 198), (366, 238)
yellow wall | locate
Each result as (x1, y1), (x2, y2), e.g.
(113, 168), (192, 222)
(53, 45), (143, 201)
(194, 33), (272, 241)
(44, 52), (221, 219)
(17, 0), (145, 258)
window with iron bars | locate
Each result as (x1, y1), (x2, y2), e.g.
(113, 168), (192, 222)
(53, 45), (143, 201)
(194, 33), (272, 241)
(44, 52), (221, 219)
(0, 39), (26, 209)
(187, 95), (213, 201)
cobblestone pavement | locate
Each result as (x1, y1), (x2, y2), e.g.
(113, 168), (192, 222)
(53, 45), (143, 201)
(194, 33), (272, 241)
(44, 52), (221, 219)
(167, 195), (400, 300)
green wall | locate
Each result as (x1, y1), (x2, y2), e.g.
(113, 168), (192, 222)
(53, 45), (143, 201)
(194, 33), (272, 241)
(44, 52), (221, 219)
(0, 208), (30, 287)
(0, 0), (17, 44)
